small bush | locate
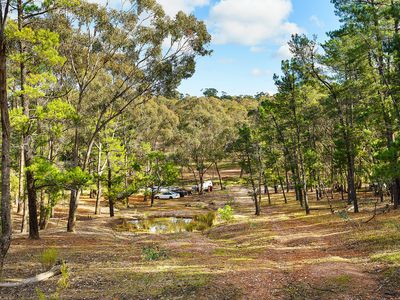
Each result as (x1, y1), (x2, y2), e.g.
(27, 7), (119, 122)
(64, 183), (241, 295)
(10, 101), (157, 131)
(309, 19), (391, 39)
(218, 205), (234, 222)
(39, 248), (59, 268)
(142, 245), (168, 261)
(194, 212), (215, 227)
(58, 262), (70, 289)
(185, 222), (197, 232)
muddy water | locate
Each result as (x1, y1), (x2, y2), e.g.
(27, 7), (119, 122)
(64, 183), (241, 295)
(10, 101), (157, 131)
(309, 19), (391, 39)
(129, 217), (193, 233)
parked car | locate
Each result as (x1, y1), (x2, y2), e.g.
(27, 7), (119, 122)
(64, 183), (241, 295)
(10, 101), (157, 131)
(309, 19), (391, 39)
(154, 192), (180, 199)
(170, 188), (189, 197)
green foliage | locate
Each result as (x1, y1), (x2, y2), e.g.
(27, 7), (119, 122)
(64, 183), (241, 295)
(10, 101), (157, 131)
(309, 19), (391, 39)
(185, 212), (215, 232)
(371, 252), (400, 265)
(57, 262), (70, 290)
(218, 205), (234, 222)
(39, 248), (59, 268)
(141, 245), (168, 261)
(36, 288), (47, 300)
(194, 212), (215, 227)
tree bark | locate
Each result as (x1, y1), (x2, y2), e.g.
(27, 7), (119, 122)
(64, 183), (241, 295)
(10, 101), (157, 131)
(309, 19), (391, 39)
(20, 194), (27, 233)
(0, 23), (12, 274)
(215, 162), (224, 190)
(107, 154), (114, 217)
(17, 139), (24, 214)
(95, 141), (102, 215)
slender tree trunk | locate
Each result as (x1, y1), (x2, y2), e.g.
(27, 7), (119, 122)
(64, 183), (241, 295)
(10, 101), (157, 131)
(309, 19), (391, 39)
(0, 27), (12, 273)
(17, 139), (24, 214)
(67, 127), (80, 232)
(347, 154), (358, 213)
(107, 155), (114, 217)
(150, 189), (155, 207)
(277, 168), (287, 204)
(215, 162), (224, 190)
(20, 194), (27, 233)
(285, 169), (290, 193)
(264, 177), (271, 205)
(95, 141), (102, 215)
(246, 152), (260, 215)
(39, 190), (45, 230)
(199, 172), (204, 194)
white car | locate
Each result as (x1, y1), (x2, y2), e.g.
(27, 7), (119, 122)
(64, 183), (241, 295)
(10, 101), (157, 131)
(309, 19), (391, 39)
(154, 192), (180, 199)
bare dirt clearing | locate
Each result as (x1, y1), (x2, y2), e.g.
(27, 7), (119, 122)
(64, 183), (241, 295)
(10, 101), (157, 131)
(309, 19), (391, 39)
(1, 185), (400, 299)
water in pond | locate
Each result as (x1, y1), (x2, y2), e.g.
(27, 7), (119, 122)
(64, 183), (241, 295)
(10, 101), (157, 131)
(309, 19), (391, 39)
(129, 217), (193, 233)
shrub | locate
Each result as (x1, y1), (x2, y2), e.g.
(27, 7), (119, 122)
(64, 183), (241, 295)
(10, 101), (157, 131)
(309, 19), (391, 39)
(57, 262), (70, 289)
(194, 212), (215, 227)
(39, 248), (59, 268)
(218, 205), (234, 222)
(185, 222), (197, 232)
(142, 245), (168, 261)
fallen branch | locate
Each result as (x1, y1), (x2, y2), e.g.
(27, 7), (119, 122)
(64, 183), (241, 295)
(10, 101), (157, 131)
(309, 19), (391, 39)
(0, 262), (62, 288)
(364, 203), (390, 224)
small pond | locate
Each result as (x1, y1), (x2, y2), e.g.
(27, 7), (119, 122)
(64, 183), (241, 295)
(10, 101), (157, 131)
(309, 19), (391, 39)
(129, 217), (193, 233)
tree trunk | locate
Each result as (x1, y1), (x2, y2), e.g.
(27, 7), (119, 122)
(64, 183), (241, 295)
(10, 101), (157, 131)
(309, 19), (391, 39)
(150, 190), (155, 207)
(67, 125), (80, 232)
(277, 168), (287, 204)
(67, 189), (80, 232)
(347, 154), (358, 213)
(26, 168), (39, 239)
(107, 157), (114, 217)
(264, 177), (271, 205)
(199, 172), (204, 195)
(95, 141), (102, 215)
(39, 190), (46, 230)
(17, 139), (24, 214)
(215, 162), (224, 190)
(20, 195), (27, 233)
(0, 30), (12, 274)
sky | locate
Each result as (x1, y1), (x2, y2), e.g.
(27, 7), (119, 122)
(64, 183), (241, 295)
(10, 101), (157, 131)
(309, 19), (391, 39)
(91, 0), (341, 97)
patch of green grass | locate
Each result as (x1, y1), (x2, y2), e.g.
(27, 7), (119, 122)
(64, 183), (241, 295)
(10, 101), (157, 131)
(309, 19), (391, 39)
(39, 248), (59, 268)
(302, 256), (352, 265)
(185, 212), (216, 232)
(141, 245), (168, 261)
(108, 271), (216, 299)
(371, 251), (400, 265)
(353, 230), (400, 249)
(327, 274), (352, 286)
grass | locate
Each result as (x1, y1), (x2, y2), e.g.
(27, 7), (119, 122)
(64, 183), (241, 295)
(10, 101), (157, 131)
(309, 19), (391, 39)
(345, 215), (400, 251)
(326, 274), (352, 287)
(39, 248), (59, 268)
(371, 251), (400, 265)
(141, 245), (168, 261)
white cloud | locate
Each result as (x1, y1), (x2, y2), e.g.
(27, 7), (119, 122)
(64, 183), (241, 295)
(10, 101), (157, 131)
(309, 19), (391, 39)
(276, 43), (292, 60)
(156, 0), (210, 16)
(209, 0), (301, 46)
(88, 0), (210, 16)
(251, 68), (272, 77)
(309, 15), (324, 28)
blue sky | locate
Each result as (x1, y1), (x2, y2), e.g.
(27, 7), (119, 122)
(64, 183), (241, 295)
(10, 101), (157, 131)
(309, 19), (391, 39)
(92, 0), (340, 97)
(175, 0), (341, 96)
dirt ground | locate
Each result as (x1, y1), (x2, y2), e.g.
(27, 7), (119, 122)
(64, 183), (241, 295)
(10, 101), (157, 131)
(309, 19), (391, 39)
(1, 170), (400, 299)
